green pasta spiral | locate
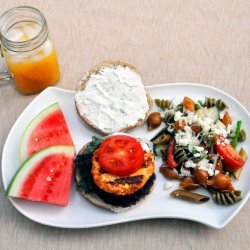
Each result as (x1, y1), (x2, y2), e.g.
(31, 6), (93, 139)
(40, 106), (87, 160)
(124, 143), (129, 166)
(212, 190), (242, 205)
(195, 103), (202, 111)
(238, 129), (246, 142)
(204, 97), (217, 108)
(155, 99), (173, 110)
(216, 99), (228, 111)
(204, 97), (228, 111)
(174, 146), (191, 165)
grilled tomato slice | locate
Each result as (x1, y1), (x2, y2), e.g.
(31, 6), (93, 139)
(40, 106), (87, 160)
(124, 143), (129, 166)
(97, 135), (144, 177)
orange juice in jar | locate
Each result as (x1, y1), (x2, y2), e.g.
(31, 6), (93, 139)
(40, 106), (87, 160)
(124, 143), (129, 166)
(0, 6), (60, 94)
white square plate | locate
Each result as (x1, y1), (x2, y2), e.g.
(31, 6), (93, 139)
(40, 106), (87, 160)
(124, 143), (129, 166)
(2, 83), (250, 229)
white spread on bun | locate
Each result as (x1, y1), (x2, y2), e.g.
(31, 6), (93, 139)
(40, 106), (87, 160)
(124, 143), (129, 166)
(75, 61), (153, 134)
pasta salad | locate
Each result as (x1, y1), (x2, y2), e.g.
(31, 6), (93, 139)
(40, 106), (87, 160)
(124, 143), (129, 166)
(149, 96), (247, 205)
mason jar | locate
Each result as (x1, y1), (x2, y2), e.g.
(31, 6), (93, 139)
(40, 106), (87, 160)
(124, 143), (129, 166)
(0, 6), (60, 94)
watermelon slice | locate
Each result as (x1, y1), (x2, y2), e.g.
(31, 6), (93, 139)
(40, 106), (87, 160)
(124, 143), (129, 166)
(20, 103), (74, 163)
(6, 146), (75, 206)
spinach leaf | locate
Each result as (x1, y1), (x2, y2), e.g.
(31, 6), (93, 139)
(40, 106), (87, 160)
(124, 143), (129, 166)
(75, 136), (103, 193)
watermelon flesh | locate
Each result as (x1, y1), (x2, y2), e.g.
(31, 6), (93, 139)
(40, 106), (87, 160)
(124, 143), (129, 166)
(20, 103), (74, 163)
(6, 146), (75, 206)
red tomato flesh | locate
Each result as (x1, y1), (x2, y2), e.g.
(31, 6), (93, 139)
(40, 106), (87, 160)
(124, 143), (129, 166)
(215, 136), (245, 171)
(97, 135), (144, 177)
(167, 138), (178, 168)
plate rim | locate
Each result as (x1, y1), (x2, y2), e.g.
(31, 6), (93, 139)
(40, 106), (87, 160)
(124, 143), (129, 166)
(2, 82), (250, 229)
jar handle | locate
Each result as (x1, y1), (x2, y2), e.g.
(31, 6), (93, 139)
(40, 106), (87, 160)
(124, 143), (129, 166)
(0, 70), (11, 80)
(0, 44), (11, 80)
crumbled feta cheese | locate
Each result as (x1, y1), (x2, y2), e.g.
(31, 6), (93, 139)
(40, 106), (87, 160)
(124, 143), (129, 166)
(174, 111), (183, 121)
(194, 153), (200, 157)
(173, 168), (179, 175)
(179, 167), (192, 177)
(214, 121), (228, 137)
(175, 126), (200, 151)
(185, 160), (197, 168)
(214, 129), (227, 138)
(193, 146), (204, 152)
(215, 170), (220, 175)
(219, 110), (226, 119)
(186, 112), (198, 125)
(211, 154), (219, 163)
(197, 117), (214, 133)
(208, 168), (214, 176)
(164, 181), (173, 190)
(167, 126), (174, 133)
(166, 109), (175, 116)
(227, 124), (233, 134)
(197, 158), (215, 176)
(198, 159), (210, 169)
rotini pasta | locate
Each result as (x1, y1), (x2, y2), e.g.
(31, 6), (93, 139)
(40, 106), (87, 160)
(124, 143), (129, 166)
(204, 97), (228, 111)
(238, 129), (246, 142)
(151, 95), (246, 206)
(216, 99), (228, 111)
(155, 99), (173, 110)
(174, 146), (190, 165)
(204, 97), (217, 108)
(212, 190), (242, 205)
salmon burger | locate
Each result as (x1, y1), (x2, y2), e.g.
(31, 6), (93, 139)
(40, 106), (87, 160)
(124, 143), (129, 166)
(75, 134), (156, 212)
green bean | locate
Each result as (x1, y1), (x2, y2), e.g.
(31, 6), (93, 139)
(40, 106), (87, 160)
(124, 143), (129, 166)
(232, 121), (242, 148)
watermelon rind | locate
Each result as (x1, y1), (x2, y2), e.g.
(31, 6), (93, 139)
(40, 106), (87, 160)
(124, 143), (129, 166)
(6, 145), (75, 197)
(19, 102), (60, 163)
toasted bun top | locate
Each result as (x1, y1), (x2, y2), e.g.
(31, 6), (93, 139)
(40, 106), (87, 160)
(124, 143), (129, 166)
(75, 61), (153, 135)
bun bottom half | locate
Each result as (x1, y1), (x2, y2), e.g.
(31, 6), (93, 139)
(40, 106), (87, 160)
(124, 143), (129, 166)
(74, 144), (156, 213)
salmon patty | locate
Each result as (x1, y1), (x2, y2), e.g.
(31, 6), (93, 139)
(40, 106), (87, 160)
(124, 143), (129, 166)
(91, 151), (155, 196)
